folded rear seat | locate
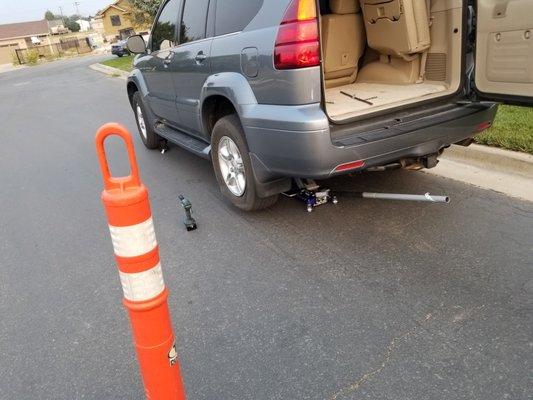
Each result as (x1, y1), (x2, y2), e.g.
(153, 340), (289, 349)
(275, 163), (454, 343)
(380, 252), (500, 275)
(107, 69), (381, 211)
(321, 0), (366, 88)
(358, 0), (431, 84)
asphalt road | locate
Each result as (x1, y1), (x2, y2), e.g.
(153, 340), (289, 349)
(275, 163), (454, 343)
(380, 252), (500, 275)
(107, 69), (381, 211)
(1, 55), (532, 400)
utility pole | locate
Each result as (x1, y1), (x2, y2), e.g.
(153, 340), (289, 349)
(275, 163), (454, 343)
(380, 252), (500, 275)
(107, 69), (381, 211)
(58, 6), (65, 25)
(73, 2), (81, 16)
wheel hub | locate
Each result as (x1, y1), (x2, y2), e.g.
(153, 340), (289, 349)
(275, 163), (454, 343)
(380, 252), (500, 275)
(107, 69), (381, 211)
(218, 136), (246, 197)
(136, 105), (147, 140)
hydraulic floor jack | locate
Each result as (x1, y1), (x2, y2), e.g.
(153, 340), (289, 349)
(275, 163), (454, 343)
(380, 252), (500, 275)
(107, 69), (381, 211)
(283, 179), (450, 212)
(283, 179), (338, 213)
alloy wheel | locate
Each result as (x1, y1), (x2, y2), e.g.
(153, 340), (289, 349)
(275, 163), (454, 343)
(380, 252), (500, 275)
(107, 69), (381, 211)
(218, 136), (246, 197)
(136, 105), (147, 140)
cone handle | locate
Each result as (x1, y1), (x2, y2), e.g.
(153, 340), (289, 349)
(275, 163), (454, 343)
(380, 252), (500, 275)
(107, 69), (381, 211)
(95, 123), (141, 191)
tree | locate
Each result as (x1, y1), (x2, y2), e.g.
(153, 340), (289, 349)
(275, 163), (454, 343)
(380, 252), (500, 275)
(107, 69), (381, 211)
(65, 20), (81, 32)
(130, 0), (162, 16)
(129, 0), (162, 28)
(45, 10), (56, 20)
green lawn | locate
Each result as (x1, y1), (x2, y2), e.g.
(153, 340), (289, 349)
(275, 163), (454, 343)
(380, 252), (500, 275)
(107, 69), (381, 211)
(475, 105), (533, 154)
(100, 55), (134, 71)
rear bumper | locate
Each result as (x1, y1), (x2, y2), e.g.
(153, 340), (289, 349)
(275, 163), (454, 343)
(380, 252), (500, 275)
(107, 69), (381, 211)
(241, 102), (498, 180)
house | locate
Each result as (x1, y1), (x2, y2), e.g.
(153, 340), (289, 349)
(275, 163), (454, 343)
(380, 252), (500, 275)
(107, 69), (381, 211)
(0, 20), (52, 64)
(76, 19), (92, 32)
(93, 0), (142, 42)
(90, 16), (105, 38)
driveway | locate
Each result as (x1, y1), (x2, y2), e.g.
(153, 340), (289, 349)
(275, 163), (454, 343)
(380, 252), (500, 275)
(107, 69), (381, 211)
(0, 55), (531, 400)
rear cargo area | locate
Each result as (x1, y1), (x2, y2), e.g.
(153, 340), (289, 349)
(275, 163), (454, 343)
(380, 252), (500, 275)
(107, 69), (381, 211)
(320, 0), (464, 122)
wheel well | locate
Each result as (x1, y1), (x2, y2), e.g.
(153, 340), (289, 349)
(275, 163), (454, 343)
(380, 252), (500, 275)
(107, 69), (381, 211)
(202, 96), (237, 137)
(127, 82), (138, 107)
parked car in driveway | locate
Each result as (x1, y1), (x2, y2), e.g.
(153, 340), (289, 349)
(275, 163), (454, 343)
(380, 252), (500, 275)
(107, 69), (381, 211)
(125, 0), (533, 211)
(111, 40), (130, 57)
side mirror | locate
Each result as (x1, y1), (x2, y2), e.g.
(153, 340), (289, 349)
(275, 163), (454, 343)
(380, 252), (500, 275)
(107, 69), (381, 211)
(127, 35), (147, 54)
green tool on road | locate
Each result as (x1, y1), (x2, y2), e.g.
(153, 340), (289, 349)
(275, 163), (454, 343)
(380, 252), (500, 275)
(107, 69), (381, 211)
(179, 195), (197, 231)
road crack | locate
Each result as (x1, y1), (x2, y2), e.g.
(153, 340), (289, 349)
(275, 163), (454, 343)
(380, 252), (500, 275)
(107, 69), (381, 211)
(328, 313), (434, 400)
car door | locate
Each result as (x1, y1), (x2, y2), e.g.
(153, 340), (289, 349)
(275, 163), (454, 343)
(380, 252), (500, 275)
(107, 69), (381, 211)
(172, 0), (213, 138)
(474, 0), (533, 106)
(141, 0), (182, 124)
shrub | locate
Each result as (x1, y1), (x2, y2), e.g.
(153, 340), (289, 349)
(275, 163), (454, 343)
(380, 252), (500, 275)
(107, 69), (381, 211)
(26, 49), (40, 65)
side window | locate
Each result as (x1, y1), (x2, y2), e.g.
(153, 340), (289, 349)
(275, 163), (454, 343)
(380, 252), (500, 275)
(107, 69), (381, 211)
(180, 0), (210, 44)
(215, 0), (263, 36)
(151, 0), (181, 52)
(110, 15), (121, 26)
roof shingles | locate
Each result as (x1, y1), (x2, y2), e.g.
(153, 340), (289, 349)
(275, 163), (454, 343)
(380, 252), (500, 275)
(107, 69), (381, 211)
(0, 20), (50, 41)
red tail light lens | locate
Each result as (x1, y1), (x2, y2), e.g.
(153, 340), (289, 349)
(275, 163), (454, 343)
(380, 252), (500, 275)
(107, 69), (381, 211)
(276, 19), (318, 45)
(274, 41), (320, 70)
(274, 0), (320, 70)
(333, 160), (366, 173)
(474, 121), (492, 133)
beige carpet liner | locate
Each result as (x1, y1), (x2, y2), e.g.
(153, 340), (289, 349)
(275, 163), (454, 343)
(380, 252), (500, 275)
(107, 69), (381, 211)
(326, 82), (448, 120)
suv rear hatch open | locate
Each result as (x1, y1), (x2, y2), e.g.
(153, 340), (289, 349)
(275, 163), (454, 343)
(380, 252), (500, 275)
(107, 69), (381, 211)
(318, 0), (533, 123)
(319, 0), (465, 122)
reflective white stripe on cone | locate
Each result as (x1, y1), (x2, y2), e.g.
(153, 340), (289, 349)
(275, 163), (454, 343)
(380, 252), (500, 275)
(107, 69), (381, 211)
(109, 217), (157, 258)
(119, 263), (165, 302)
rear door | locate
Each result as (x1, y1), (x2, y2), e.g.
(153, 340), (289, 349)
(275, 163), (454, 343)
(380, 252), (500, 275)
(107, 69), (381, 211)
(474, 0), (533, 105)
(142, 0), (182, 124)
(172, 0), (213, 137)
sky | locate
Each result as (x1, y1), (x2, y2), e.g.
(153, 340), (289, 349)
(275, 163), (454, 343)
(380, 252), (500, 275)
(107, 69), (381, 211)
(0, 0), (113, 24)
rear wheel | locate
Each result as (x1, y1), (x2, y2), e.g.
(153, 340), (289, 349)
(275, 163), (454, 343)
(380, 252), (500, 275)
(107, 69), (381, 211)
(211, 115), (278, 211)
(132, 92), (159, 149)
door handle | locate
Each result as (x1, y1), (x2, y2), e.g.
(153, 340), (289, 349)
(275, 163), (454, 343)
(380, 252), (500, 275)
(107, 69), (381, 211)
(163, 52), (175, 65)
(195, 52), (207, 63)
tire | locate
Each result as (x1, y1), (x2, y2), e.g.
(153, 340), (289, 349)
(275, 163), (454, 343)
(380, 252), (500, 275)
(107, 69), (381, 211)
(211, 114), (279, 211)
(117, 53), (123, 57)
(132, 92), (159, 149)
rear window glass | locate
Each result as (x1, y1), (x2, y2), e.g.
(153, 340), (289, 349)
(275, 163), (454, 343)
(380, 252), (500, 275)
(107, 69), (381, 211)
(215, 0), (263, 36)
(180, 0), (210, 44)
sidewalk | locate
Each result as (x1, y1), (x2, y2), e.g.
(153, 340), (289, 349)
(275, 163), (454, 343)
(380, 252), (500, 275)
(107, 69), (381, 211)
(427, 144), (533, 202)
(0, 63), (26, 74)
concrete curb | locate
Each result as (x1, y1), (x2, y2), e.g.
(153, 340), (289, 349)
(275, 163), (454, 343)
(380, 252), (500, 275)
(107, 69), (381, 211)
(89, 63), (129, 80)
(426, 144), (533, 202)
(442, 144), (533, 178)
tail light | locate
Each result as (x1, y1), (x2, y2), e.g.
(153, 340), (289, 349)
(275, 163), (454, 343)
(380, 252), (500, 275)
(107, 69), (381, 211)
(274, 0), (320, 70)
(333, 160), (366, 173)
(474, 121), (492, 133)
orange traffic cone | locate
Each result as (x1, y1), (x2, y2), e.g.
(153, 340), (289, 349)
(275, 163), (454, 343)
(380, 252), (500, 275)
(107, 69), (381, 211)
(95, 123), (186, 400)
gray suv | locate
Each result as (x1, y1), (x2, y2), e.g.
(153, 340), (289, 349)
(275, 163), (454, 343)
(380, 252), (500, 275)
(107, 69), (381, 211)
(126, 0), (533, 210)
